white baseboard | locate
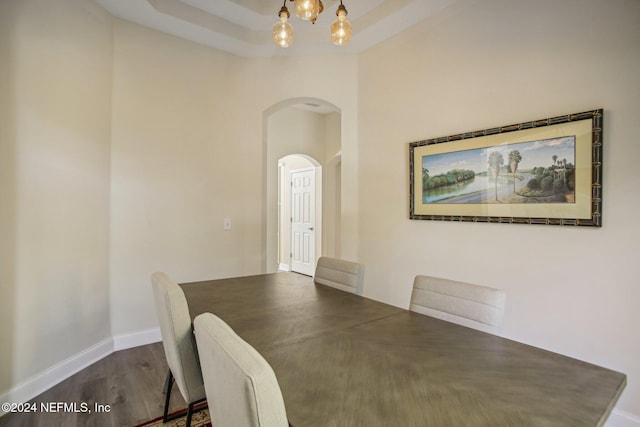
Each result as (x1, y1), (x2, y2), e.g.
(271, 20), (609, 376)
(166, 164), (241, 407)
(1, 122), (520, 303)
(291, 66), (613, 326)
(278, 263), (290, 271)
(606, 409), (640, 427)
(0, 327), (162, 418)
(0, 337), (114, 416)
(113, 327), (161, 351)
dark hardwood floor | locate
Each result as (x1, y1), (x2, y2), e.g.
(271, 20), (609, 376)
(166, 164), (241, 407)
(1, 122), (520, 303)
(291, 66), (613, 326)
(0, 343), (186, 427)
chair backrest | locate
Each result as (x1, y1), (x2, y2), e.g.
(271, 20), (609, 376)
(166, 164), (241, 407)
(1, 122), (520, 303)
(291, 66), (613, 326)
(314, 256), (365, 295)
(193, 312), (289, 427)
(151, 272), (206, 404)
(409, 275), (506, 335)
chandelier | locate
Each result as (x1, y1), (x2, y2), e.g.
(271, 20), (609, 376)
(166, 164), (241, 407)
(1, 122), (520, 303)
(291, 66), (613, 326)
(273, 0), (352, 48)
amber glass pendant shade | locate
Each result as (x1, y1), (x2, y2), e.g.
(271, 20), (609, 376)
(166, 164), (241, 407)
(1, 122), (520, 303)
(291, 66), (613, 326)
(294, 0), (320, 21)
(273, 6), (294, 48)
(330, 7), (351, 46)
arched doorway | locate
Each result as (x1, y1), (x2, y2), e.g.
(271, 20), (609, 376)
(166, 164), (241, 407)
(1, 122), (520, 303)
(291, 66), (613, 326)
(263, 98), (342, 273)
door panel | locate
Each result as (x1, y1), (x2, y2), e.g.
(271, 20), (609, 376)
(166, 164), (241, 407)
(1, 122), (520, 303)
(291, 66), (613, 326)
(290, 169), (315, 276)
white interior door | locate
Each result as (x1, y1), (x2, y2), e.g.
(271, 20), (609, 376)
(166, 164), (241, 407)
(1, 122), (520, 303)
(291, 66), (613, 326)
(290, 169), (315, 276)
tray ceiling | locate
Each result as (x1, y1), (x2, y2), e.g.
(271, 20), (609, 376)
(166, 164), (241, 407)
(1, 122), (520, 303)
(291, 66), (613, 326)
(94, 0), (459, 57)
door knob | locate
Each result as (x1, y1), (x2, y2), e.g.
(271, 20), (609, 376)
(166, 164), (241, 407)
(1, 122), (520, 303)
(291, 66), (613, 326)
(308, 227), (314, 231)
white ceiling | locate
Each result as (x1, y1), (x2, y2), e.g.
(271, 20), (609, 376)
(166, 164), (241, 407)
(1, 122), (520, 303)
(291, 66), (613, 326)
(94, 0), (459, 58)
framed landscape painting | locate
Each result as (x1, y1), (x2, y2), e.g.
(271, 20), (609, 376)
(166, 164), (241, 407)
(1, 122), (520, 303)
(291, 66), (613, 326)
(409, 109), (603, 226)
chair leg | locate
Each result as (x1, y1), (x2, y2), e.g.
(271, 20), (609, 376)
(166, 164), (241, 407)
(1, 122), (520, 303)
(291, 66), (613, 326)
(161, 369), (206, 427)
(163, 368), (172, 394)
(162, 369), (174, 423)
(186, 402), (195, 427)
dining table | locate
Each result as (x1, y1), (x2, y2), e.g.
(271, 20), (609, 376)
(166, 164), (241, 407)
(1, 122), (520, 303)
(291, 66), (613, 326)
(180, 272), (626, 427)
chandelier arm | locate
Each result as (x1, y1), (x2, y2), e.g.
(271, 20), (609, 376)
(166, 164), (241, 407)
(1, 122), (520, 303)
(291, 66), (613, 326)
(336, 1), (347, 16)
(278, 0), (290, 19)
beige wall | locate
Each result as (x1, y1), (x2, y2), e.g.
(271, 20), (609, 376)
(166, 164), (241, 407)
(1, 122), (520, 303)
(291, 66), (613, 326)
(324, 112), (342, 161)
(323, 113), (342, 258)
(109, 20), (359, 334)
(357, 0), (640, 416)
(3, 0), (638, 421)
(0, 0), (112, 390)
(269, 107), (330, 163)
(109, 19), (258, 334)
(0, 0), (17, 397)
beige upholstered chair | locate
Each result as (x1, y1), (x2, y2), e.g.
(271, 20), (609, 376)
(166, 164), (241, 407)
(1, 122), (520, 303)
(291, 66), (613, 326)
(313, 256), (365, 295)
(151, 272), (207, 426)
(193, 312), (290, 427)
(409, 275), (506, 335)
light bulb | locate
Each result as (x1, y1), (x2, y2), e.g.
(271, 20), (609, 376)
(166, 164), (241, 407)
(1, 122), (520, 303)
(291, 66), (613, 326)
(294, 0), (320, 21)
(273, 13), (294, 48)
(330, 8), (351, 46)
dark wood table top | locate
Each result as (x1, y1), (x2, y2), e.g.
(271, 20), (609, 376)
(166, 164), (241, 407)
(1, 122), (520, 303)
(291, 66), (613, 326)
(181, 272), (626, 427)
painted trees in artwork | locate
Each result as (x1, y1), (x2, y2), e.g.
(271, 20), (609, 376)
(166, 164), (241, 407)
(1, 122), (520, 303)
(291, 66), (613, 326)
(488, 151), (504, 201)
(508, 150), (522, 191)
(422, 167), (429, 181)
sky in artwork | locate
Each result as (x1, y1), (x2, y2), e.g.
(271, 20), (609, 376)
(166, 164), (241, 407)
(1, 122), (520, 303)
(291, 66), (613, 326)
(422, 136), (576, 175)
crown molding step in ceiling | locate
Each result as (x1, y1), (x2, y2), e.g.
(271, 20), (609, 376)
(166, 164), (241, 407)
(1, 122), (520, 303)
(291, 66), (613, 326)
(93, 0), (460, 57)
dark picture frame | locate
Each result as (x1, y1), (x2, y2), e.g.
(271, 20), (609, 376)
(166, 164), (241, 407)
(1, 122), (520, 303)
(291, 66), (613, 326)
(409, 109), (603, 226)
